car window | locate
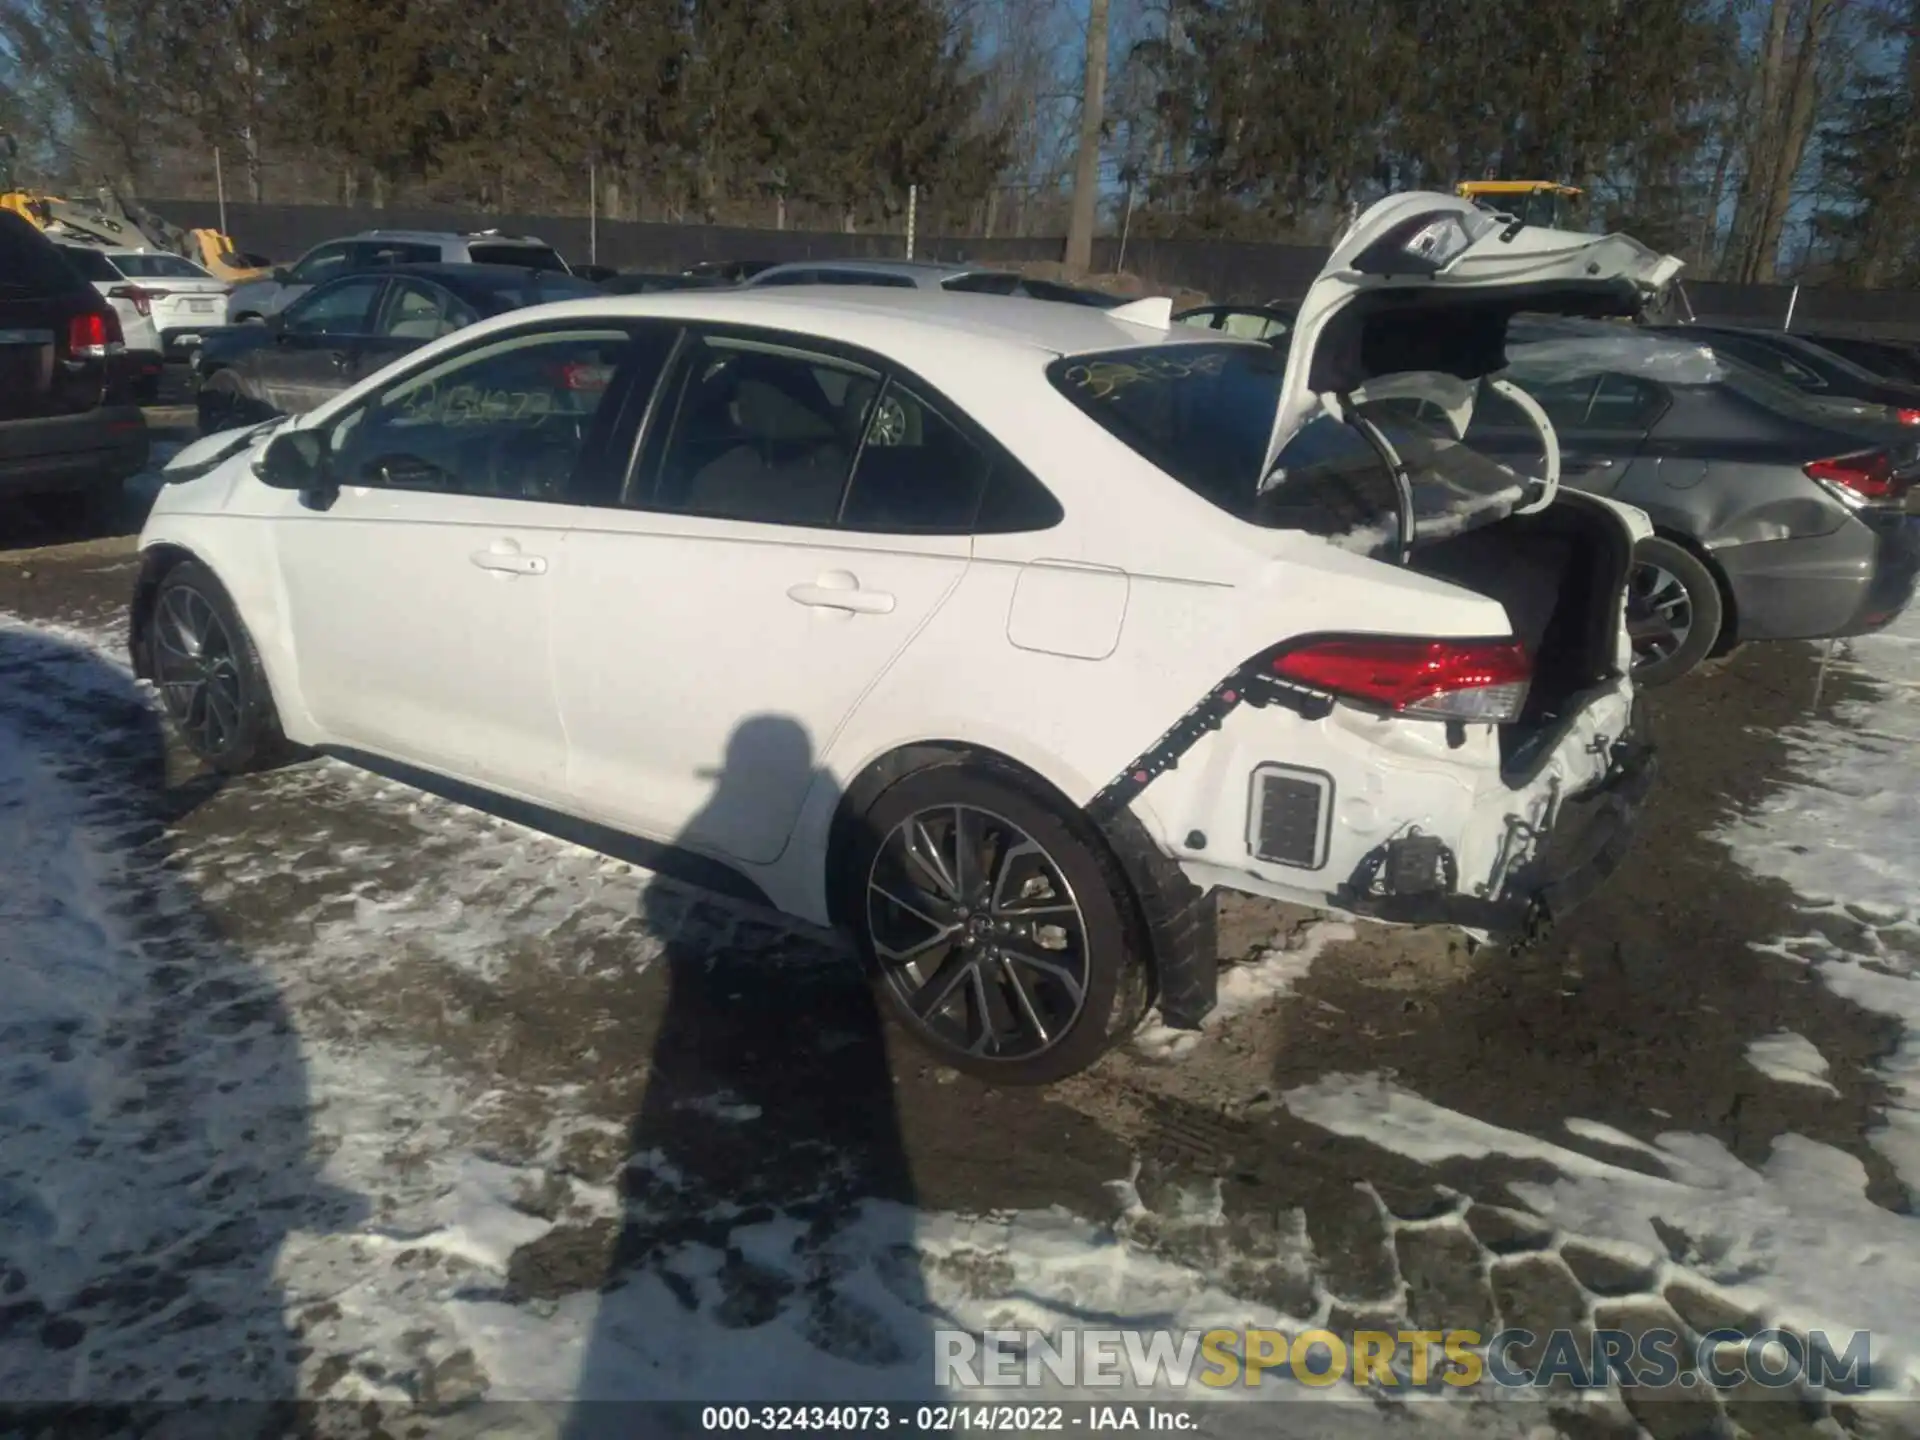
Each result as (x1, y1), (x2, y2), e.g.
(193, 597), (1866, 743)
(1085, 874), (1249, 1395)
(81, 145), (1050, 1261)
(356, 241), (439, 267)
(839, 382), (991, 533)
(1483, 371), (1599, 430)
(470, 272), (604, 309)
(1175, 309), (1226, 331)
(58, 247), (123, 282)
(1219, 310), (1291, 342)
(642, 332), (880, 526)
(109, 253), (213, 279)
(813, 270), (918, 288)
(282, 277), (384, 336)
(1709, 336), (1826, 390)
(377, 280), (476, 340)
(751, 270), (817, 287)
(288, 242), (355, 286)
(326, 327), (634, 502)
(466, 243), (569, 273)
(1585, 373), (1666, 430)
(942, 272), (1023, 296)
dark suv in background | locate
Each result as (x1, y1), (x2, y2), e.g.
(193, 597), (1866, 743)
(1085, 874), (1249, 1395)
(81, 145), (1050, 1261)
(0, 212), (149, 526)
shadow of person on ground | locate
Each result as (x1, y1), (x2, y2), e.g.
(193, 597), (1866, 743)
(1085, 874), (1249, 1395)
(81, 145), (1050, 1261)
(0, 626), (359, 1429)
(562, 715), (937, 1429)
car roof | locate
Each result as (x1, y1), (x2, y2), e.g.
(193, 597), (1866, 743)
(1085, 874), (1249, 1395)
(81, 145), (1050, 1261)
(503, 286), (1231, 359)
(345, 229), (556, 246)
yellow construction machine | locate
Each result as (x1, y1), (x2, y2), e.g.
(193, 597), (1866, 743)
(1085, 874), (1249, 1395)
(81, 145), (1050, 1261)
(1, 183), (271, 282)
(1455, 180), (1586, 231)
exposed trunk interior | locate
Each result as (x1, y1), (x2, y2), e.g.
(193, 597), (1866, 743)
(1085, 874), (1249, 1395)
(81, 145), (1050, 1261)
(1408, 491), (1632, 783)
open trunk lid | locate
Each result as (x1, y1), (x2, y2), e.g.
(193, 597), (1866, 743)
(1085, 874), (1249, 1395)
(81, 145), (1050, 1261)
(1258, 192), (1683, 534)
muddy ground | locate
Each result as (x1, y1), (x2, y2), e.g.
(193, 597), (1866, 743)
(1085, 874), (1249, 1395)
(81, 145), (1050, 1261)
(0, 423), (1911, 1438)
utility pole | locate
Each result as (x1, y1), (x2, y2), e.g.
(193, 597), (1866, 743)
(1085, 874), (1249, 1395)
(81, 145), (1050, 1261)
(1065, 0), (1110, 273)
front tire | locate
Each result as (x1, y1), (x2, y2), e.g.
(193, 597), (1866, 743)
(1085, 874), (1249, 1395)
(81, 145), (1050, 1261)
(146, 559), (295, 773)
(840, 763), (1146, 1085)
(1628, 536), (1724, 688)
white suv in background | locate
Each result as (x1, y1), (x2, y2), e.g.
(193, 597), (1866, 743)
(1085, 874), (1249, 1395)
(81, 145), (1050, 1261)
(225, 229), (573, 323)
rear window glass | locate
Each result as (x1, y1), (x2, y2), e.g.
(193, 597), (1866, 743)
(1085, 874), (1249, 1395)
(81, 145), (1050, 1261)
(943, 272), (1022, 296)
(467, 244), (569, 273)
(109, 253), (212, 279)
(1049, 343), (1529, 553)
(814, 270), (917, 289)
(471, 273), (605, 309)
(1048, 343), (1281, 514)
(58, 247), (121, 281)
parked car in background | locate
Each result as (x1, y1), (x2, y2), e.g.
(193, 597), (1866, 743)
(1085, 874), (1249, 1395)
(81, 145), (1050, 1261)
(1, 212), (147, 523)
(743, 258), (1127, 308)
(195, 263), (605, 435)
(1648, 322), (1920, 426)
(1382, 319), (1920, 685)
(57, 243), (165, 402)
(597, 271), (735, 295)
(1175, 302), (1297, 344)
(88, 249), (230, 356)
(682, 259), (780, 283)
(136, 192), (1673, 1083)
(226, 229), (572, 324)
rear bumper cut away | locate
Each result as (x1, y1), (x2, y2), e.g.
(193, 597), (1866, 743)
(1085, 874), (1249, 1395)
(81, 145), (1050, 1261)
(1333, 723), (1657, 944)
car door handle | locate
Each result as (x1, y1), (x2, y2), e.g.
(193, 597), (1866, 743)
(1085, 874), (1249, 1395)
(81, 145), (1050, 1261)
(787, 573), (895, 614)
(327, 350), (351, 370)
(1563, 454), (1616, 470)
(471, 547), (547, 577)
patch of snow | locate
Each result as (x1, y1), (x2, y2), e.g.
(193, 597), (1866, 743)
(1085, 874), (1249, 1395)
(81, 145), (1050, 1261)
(1718, 607), (1920, 1197)
(1132, 920), (1354, 1061)
(1286, 1072), (1920, 1395)
(1745, 1031), (1838, 1094)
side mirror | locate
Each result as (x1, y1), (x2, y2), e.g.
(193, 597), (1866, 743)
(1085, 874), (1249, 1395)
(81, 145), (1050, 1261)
(254, 429), (327, 493)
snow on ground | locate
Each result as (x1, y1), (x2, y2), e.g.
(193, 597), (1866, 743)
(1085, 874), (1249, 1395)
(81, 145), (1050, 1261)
(1132, 920), (1355, 1062)
(1745, 1031), (1838, 1094)
(1290, 605), (1920, 1403)
(0, 611), (1546, 1434)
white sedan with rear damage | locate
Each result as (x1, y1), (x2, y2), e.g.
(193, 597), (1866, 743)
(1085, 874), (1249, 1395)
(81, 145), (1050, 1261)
(131, 192), (1679, 1084)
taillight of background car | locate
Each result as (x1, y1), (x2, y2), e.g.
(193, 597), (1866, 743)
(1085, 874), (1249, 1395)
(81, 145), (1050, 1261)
(106, 284), (171, 317)
(1269, 635), (1534, 723)
(1805, 450), (1915, 507)
(67, 307), (125, 360)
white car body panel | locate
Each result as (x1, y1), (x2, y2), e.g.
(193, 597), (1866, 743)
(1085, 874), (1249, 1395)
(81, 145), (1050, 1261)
(139, 231), (1673, 943)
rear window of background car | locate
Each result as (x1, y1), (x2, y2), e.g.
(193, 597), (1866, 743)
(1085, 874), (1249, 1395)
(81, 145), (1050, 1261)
(110, 254), (213, 279)
(468, 244), (569, 273)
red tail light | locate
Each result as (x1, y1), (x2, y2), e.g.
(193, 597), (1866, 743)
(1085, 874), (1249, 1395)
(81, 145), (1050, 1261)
(1897, 408), (1920, 426)
(67, 308), (124, 360)
(1806, 450), (1908, 505)
(1271, 636), (1533, 723)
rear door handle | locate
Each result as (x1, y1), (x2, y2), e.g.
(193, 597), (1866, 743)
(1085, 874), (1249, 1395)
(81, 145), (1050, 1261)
(788, 571), (895, 614)
(471, 542), (547, 577)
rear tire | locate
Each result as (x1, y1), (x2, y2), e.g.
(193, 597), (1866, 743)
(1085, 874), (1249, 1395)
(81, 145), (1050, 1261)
(145, 559), (297, 774)
(838, 763), (1146, 1086)
(1628, 536), (1724, 688)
